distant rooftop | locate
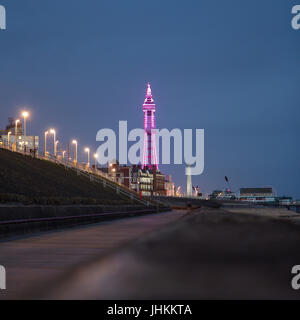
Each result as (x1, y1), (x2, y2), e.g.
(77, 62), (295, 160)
(240, 188), (273, 194)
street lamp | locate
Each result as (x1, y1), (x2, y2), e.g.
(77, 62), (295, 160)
(15, 119), (20, 136)
(62, 151), (66, 160)
(7, 131), (11, 147)
(93, 153), (98, 170)
(55, 140), (59, 155)
(22, 111), (29, 137)
(50, 129), (56, 156)
(72, 140), (78, 164)
(85, 148), (90, 168)
(44, 131), (49, 155)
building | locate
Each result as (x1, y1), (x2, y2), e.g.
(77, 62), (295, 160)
(0, 118), (22, 136)
(154, 170), (166, 196)
(0, 135), (39, 153)
(277, 196), (293, 206)
(131, 166), (153, 196)
(0, 118), (38, 153)
(98, 161), (132, 188)
(221, 189), (237, 200)
(239, 188), (276, 203)
(209, 189), (237, 200)
(142, 83), (158, 170)
(165, 175), (175, 197)
(131, 165), (166, 196)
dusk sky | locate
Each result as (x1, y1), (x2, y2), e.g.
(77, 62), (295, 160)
(0, 0), (299, 198)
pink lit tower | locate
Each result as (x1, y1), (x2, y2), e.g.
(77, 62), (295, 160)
(142, 82), (158, 170)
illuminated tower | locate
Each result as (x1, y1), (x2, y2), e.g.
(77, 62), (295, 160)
(142, 82), (158, 170)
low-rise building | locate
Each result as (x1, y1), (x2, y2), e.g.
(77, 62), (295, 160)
(239, 187), (276, 203)
(277, 196), (293, 206)
(131, 165), (166, 196)
(165, 175), (175, 197)
(210, 189), (237, 200)
(100, 163), (168, 196)
(0, 118), (38, 153)
(132, 167), (153, 196)
(0, 135), (39, 153)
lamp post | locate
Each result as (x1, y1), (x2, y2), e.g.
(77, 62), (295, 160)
(62, 151), (66, 160)
(7, 131), (11, 147)
(15, 119), (20, 136)
(22, 111), (29, 137)
(44, 131), (48, 155)
(85, 148), (90, 168)
(72, 140), (78, 164)
(93, 153), (98, 171)
(50, 129), (56, 156)
(55, 140), (59, 155)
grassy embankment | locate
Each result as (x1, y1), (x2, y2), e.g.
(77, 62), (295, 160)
(0, 148), (135, 205)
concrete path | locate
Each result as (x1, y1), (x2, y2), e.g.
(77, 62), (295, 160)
(0, 210), (186, 299)
(33, 207), (300, 300)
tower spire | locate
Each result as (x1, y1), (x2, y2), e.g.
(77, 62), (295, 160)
(142, 82), (158, 170)
(147, 82), (152, 97)
(144, 82), (154, 103)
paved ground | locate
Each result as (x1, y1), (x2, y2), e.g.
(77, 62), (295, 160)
(0, 210), (186, 299)
(2, 207), (300, 300)
(32, 207), (300, 300)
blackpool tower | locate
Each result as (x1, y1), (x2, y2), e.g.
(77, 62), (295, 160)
(142, 82), (158, 170)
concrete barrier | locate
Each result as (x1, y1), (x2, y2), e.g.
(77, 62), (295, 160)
(0, 205), (170, 238)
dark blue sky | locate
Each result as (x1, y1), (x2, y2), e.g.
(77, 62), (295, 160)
(0, 0), (299, 198)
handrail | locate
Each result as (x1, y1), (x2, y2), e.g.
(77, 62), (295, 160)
(44, 153), (151, 206)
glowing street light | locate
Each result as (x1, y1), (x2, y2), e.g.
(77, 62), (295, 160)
(93, 153), (98, 170)
(44, 131), (49, 155)
(7, 131), (11, 147)
(50, 129), (56, 156)
(15, 119), (20, 136)
(22, 111), (29, 137)
(84, 148), (90, 168)
(72, 140), (78, 164)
